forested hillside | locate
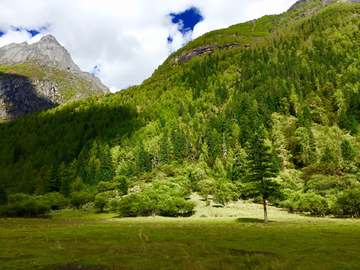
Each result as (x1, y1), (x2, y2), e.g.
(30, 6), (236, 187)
(1, 1), (360, 218)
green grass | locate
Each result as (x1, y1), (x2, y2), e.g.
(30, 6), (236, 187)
(1, 199), (360, 269)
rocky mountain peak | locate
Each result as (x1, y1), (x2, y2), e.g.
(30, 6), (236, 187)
(38, 34), (60, 44)
(0, 35), (110, 121)
(0, 35), (81, 72)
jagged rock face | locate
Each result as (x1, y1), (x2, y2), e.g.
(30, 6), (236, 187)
(0, 75), (60, 120)
(0, 35), (110, 121)
(287, 0), (308, 12)
(170, 43), (249, 64)
(0, 35), (81, 72)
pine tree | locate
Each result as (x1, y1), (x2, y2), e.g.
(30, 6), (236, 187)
(136, 139), (152, 173)
(46, 164), (62, 193)
(231, 146), (247, 182)
(171, 128), (186, 164)
(159, 132), (171, 165)
(0, 184), (8, 205)
(246, 125), (281, 224)
(118, 176), (128, 195)
(341, 140), (356, 161)
(60, 178), (71, 197)
(98, 144), (114, 181)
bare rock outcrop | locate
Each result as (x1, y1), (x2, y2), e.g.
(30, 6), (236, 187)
(170, 43), (249, 64)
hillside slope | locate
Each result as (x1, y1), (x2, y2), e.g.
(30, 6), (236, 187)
(1, 1), (360, 217)
(0, 35), (109, 121)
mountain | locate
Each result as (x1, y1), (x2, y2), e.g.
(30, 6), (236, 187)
(1, 1), (360, 218)
(0, 35), (109, 121)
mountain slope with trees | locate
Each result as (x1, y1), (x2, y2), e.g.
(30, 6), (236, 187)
(1, 0), (360, 220)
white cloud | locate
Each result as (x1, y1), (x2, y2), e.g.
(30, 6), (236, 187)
(0, 0), (295, 92)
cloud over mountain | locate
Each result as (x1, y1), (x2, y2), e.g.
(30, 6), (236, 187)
(0, 0), (294, 92)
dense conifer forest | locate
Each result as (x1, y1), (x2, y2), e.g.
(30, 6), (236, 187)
(1, 1), (360, 219)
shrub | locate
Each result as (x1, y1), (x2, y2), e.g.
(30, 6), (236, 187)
(109, 199), (120, 212)
(281, 191), (329, 216)
(94, 195), (109, 213)
(43, 192), (68, 210)
(335, 187), (360, 218)
(198, 179), (218, 201)
(118, 180), (195, 217)
(0, 193), (51, 218)
(69, 191), (92, 209)
(213, 182), (238, 207)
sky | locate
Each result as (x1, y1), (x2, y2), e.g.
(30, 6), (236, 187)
(0, 0), (295, 92)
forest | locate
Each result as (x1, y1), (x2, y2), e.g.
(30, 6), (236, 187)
(1, 1), (360, 220)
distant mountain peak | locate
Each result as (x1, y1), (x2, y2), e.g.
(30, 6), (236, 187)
(0, 34), (81, 72)
(0, 35), (109, 121)
(287, 0), (308, 12)
(38, 34), (61, 45)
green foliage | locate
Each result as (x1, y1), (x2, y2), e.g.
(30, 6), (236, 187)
(47, 164), (61, 193)
(246, 125), (281, 198)
(159, 132), (171, 165)
(198, 178), (218, 201)
(60, 178), (71, 197)
(341, 139), (356, 161)
(336, 186), (360, 217)
(69, 191), (92, 209)
(116, 176), (128, 195)
(282, 191), (329, 216)
(136, 139), (152, 173)
(245, 125), (281, 222)
(0, 193), (51, 218)
(43, 192), (68, 210)
(0, 184), (8, 205)
(94, 195), (109, 213)
(213, 181), (239, 207)
(118, 179), (194, 217)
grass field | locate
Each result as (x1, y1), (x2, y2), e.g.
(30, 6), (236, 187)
(1, 196), (360, 270)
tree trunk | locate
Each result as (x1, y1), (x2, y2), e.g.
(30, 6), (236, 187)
(262, 195), (268, 224)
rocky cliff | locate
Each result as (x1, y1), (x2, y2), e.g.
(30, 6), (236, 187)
(0, 35), (109, 121)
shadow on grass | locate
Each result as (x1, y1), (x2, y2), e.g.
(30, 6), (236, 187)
(236, 218), (276, 223)
(212, 204), (225, 208)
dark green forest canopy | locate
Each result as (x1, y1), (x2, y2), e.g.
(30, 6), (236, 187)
(1, 1), (360, 217)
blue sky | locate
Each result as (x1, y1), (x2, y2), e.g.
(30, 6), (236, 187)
(170, 7), (204, 35)
(168, 7), (204, 47)
(0, 0), (295, 92)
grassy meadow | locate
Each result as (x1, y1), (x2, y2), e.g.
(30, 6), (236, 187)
(1, 196), (360, 270)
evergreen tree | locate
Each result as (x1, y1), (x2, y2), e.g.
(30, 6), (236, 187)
(341, 140), (356, 161)
(60, 178), (71, 197)
(118, 176), (128, 195)
(159, 132), (171, 165)
(171, 128), (186, 164)
(136, 139), (152, 173)
(98, 144), (114, 182)
(0, 184), (8, 205)
(339, 110), (352, 131)
(46, 164), (62, 193)
(246, 125), (281, 223)
(231, 146), (247, 182)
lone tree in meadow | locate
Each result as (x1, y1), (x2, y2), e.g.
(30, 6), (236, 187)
(246, 125), (281, 224)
